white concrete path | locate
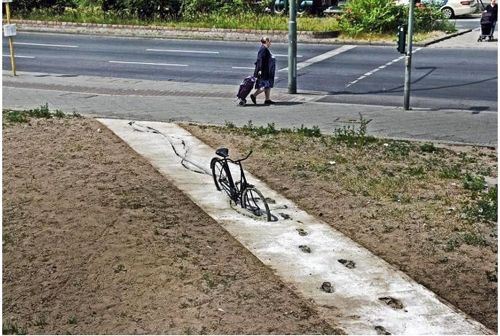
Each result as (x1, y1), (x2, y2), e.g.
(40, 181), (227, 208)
(98, 118), (493, 335)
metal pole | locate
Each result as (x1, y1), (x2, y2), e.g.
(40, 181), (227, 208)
(5, 2), (17, 76)
(403, 0), (414, 110)
(288, 0), (297, 94)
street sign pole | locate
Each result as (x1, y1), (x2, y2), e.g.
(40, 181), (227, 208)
(403, 0), (415, 110)
(288, 0), (297, 94)
(3, 0), (17, 76)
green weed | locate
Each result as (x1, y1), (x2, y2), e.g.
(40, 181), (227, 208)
(420, 143), (437, 153)
(34, 314), (47, 327)
(464, 185), (497, 222)
(439, 164), (461, 179)
(3, 110), (29, 124)
(384, 141), (412, 157)
(445, 237), (461, 252)
(407, 165), (426, 176)
(462, 232), (488, 246)
(3, 321), (27, 335)
(67, 316), (77, 325)
(332, 115), (375, 147)
(462, 173), (486, 192)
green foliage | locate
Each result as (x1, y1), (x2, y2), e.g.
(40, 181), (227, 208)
(339, 0), (454, 36)
(464, 185), (497, 222)
(339, 0), (404, 35)
(462, 173), (486, 192)
(462, 232), (488, 246)
(332, 115), (375, 146)
(3, 321), (27, 335)
(384, 141), (412, 157)
(3, 104), (72, 126)
(439, 163), (461, 179)
(420, 142), (437, 153)
(11, 0), (76, 14)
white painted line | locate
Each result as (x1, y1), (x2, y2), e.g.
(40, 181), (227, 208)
(232, 66), (255, 70)
(14, 42), (79, 48)
(346, 47), (422, 88)
(2, 55), (35, 59)
(146, 49), (219, 54)
(273, 54), (303, 58)
(279, 45), (356, 72)
(109, 60), (188, 67)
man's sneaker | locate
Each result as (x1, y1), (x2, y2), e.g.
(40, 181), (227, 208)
(250, 94), (257, 105)
(264, 100), (276, 105)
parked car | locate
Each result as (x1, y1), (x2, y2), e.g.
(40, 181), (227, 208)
(396, 0), (478, 18)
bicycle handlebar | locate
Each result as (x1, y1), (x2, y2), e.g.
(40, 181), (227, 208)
(228, 150), (253, 163)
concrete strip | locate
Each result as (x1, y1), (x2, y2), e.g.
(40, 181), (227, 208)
(98, 118), (493, 335)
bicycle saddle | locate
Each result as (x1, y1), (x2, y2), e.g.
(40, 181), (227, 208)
(215, 147), (229, 158)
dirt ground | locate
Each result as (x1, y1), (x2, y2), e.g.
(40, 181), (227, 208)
(184, 123), (498, 332)
(2, 118), (344, 334)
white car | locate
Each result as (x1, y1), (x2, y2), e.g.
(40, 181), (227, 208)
(396, 0), (478, 18)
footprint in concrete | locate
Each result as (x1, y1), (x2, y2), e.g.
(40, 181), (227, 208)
(378, 296), (404, 310)
(266, 197), (276, 204)
(299, 245), (311, 253)
(375, 325), (391, 335)
(279, 213), (292, 220)
(296, 228), (308, 236)
(320, 281), (334, 293)
(338, 259), (356, 269)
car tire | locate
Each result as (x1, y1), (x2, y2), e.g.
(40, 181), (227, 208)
(441, 7), (454, 19)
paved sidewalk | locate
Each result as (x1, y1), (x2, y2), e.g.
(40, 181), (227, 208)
(3, 71), (497, 147)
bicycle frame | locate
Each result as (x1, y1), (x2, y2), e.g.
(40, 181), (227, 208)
(220, 154), (252, 203)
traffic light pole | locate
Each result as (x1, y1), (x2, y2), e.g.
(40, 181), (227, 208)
(403, 0), (415, 110)
(288, 0), (297, 94)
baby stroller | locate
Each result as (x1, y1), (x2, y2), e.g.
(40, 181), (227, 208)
(478, 10), (496, 41)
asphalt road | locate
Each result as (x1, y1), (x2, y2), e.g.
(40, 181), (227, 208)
(2, 31), (497, 111)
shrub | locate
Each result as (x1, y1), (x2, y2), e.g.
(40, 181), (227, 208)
(339, 0), (453, 36)
(12, 0), (76, 14)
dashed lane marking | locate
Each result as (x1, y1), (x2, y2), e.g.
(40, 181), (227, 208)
(2, 55), (35, 58)
(146, 49), (219, 54)
(109, 60), (188, 67)
(14, 42), (79, 48)
(346, 47), (422, 88)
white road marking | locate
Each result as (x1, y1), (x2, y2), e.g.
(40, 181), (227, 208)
(346, 47), (422, 87)
(146, 49), (219, 54)
(273, 54), (303, 58)
(232, 66), (255, 70)
(2, 55), (35, 58)
(14, 42), (79, 48)
(279, 45), (356, 72)
(109, 60), (188, 67)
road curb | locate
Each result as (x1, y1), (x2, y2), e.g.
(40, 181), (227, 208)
(419, 28), (473, 46)
(11, 19), (461, 46)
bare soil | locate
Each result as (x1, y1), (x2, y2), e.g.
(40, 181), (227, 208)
(2, 118), (344, 334)
(184, 123), (498, 332)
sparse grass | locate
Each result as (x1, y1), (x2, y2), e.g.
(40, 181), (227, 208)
(67, 316), (77, 325)
(463, 173), (486, 192)
(3, 321), (27, 335)
(463, 232), (488, 246)
(3, 104), (78, 126)
(464, 185), (498, 222)
(34, 314), (47, 327)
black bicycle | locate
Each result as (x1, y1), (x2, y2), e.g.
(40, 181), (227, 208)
(210, 148), (271, 221)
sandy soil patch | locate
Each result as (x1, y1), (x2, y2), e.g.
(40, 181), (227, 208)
(2, 118), (343, 334)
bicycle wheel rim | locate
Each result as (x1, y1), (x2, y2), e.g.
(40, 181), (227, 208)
(212, 160), (232, 198)
(241, 187), (271, 221)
